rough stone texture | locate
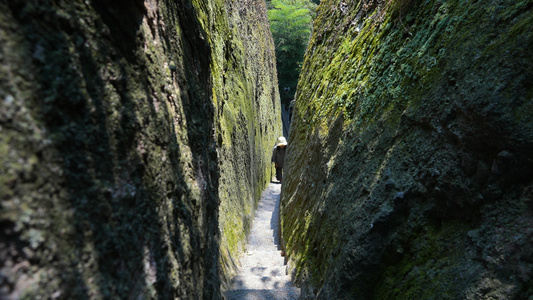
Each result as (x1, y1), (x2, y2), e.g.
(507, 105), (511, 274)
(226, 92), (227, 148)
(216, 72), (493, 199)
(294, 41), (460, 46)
(212, 0), (284, 286)
(0, 0), (280, 299)
(282, 0), (533, 299)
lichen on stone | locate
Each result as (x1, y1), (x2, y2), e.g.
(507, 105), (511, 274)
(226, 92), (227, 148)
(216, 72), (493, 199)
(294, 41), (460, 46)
(0, 0), (281, 298)
(281, 0), (533, 298)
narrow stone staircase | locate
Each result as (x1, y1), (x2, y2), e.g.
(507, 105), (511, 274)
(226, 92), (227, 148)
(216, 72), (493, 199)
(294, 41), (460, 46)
(224, 183), (299, 299)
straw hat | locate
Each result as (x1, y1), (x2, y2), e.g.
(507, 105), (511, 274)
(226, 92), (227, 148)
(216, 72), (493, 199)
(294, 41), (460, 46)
(276, 136), (287, 146)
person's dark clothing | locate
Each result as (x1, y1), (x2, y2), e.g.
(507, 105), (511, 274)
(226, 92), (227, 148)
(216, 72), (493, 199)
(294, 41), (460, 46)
(275, 166), (283, 182)
(271, 146), (286, 181)
(271, 146), (286, 168)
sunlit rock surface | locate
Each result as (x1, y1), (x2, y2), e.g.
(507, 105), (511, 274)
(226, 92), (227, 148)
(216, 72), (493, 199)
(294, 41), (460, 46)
(0, 0), (280, 298)
(282, 0), (533, 298)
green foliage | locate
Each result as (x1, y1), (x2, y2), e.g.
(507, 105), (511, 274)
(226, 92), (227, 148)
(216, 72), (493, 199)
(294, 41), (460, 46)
(268, 0), (316, 104)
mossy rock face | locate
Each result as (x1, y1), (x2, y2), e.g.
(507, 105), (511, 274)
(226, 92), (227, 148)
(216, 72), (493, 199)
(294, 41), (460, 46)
(0, 0), (280, 298)
(282, 0), (533, 298)
(205, 0), (282, 287)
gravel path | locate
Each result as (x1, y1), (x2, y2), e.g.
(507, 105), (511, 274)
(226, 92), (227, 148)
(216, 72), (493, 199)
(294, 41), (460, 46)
(224, 183), (299, 299)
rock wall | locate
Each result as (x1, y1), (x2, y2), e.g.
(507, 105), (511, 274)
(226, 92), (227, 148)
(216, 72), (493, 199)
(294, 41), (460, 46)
(282, 0), (533, 298)
(0, 0), (280, 298)
(212, 0), (283, 285)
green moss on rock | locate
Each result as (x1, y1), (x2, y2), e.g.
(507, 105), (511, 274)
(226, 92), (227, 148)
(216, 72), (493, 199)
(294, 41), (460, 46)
(0, 0), (280, 298)
(282, 0), (533, 298)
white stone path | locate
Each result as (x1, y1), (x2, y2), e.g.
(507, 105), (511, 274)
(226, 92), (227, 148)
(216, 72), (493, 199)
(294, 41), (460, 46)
(224, 183), (299, 299)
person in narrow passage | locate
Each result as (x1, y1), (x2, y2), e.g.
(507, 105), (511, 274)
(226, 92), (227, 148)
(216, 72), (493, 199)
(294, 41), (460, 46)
(288, 99), (295, 123)
(271, 136), (287, 183)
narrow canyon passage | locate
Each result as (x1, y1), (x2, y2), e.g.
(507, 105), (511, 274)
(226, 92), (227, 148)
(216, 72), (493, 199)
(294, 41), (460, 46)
(2, 1), (532, 299)
(224, 183), (299, 299)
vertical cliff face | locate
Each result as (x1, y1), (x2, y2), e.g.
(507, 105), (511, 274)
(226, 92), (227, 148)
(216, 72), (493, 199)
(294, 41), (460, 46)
(0, 0), (280, 298)
(282, 0), (533, 298)
(209, 0), (282, 285)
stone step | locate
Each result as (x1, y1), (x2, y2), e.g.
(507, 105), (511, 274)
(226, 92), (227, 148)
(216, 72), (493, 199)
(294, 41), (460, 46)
(239, 250), (285, 268)
(246, 245), (281, 253)
(230, 274), (297, 291)
(249, 220), (275, 227)
(224, 287), (299, 300)
(253, 212), (274, 219)
(239, 265), (287, 277)
(247, 234), (279, 247)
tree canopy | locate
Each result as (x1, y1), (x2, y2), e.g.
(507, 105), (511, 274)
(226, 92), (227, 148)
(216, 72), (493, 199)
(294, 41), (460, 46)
(268, 0), (316, 106)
